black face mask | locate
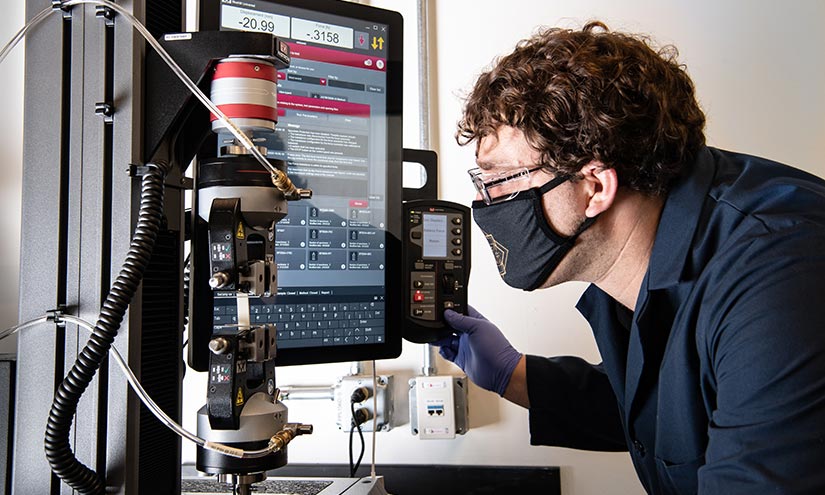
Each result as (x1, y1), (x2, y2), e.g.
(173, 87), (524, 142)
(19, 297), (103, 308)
(472, 176), (596, 291)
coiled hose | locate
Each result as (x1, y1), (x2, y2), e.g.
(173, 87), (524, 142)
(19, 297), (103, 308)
(44, 162), (170, 494)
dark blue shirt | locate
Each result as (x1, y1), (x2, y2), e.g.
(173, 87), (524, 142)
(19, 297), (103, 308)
(526, 147), (825, 494)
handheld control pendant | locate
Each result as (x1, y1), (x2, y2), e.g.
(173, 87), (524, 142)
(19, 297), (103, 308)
(402, 200), (471, 343)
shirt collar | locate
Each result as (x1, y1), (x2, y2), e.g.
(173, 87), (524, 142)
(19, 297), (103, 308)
(646, 146), (716, 290)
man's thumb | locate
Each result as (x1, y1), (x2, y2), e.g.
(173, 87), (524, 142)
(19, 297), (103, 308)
(444, 309), (475, 334)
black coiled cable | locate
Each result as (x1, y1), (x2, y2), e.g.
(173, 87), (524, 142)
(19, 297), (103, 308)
(44, 162), (170, 494)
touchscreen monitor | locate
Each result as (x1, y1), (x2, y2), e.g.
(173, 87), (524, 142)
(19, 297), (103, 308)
(198, 0), (403, 365)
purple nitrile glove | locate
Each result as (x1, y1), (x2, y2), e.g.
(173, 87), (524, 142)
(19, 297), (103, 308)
(432, 306), (522, 396)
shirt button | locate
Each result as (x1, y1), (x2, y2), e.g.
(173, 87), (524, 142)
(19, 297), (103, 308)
(632, 440), (646, 457)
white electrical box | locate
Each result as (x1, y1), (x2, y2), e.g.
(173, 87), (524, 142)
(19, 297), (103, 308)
(409, 375), (468, 439)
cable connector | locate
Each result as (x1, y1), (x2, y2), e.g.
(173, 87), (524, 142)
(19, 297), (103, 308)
(351, 407), (373, 427)
(350, 386), (372, 403)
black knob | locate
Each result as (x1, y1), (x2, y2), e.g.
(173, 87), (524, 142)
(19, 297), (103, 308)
(442, 274), (456, 295)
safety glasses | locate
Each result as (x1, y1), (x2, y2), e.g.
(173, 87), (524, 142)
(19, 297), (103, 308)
(468, 166), (545, 205)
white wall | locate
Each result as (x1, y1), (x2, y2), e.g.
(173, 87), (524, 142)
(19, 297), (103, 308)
(2, 1), (824, 494)
(0, 0), (24, 355)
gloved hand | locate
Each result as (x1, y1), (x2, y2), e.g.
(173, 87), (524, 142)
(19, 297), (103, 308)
(433, 306), (522, 396)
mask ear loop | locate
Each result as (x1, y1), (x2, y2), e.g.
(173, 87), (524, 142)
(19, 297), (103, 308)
(532, 175), (574, 243)
(537, 174), (572, 194)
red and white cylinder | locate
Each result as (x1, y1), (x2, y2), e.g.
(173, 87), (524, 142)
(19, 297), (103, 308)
(210, 57), (280, 133)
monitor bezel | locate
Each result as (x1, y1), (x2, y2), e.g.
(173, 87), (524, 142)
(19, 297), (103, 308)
(197, 0), (403, 366)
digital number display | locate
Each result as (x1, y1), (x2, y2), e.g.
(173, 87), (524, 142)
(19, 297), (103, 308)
(422, 214), (448, 259)
(291, 17), (353, 49)
(221, 5), (290, 35)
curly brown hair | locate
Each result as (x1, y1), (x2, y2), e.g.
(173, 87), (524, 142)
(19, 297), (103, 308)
(457, 21), (706, 196)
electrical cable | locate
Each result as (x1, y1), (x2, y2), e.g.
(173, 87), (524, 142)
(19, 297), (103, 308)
(348, 393), (357, 476)
(348, 387), (369, 477)
(44, 162), (170, 495)
(349, 401), (366, 478)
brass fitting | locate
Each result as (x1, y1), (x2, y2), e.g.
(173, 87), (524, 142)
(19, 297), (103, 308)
(267, 423), (313, 453)
(270, 171), (313, 200)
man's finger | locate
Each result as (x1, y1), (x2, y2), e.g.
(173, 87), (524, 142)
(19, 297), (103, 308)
(444, 309), (476, 334)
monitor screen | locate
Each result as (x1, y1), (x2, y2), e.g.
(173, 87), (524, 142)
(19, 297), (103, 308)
(198, 0), (403, 365)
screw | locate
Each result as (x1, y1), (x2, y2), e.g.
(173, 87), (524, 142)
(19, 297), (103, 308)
(267, 379), (275, 395)
(224, 234), (231, 240)
(209, 386), (216, 393)
(208, 337), (230, 355)
(209, 272), (230, 289)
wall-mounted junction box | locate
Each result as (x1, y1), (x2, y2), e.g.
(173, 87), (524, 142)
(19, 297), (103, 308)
(335, 374), (394, 432)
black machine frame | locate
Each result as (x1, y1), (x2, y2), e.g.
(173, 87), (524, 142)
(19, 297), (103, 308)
(14, 1), (188, 493)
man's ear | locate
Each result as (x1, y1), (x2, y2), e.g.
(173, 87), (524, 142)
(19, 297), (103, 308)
(579, 162), (618, 218)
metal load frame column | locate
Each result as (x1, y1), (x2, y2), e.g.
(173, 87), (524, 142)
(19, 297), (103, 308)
(14, 1), (185, 493)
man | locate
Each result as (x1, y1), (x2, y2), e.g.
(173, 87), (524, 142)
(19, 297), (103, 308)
(435, 21), (825, 494)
